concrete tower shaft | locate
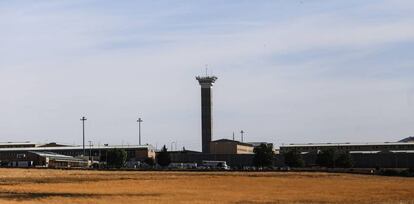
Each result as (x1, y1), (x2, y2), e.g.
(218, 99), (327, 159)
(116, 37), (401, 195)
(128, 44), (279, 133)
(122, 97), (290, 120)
(196, 76), (217, 153)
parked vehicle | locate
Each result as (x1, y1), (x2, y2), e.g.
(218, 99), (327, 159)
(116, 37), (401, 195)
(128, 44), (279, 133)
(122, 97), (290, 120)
(169, 163), (198, 169)
(201, 160), (230, 170)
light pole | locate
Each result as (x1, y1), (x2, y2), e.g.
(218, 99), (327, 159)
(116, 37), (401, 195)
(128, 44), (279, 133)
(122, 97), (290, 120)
(80, 116), (87, 156)
(240, 130), (245, 142)
(137, 117), (143, 145)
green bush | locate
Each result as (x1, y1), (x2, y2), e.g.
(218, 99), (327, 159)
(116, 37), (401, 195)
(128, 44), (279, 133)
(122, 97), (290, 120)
(283, 149), (305, 167)
(377, 169), (414, 177)
(106, 149), (127, 169)
(144, 157), (155, 166)
(157, 145), (171, 167)
(335, 152), (353, 168)
(379, 169), (400, 176)
(316, 148), (336, 168)
(253, 143), (274, 168)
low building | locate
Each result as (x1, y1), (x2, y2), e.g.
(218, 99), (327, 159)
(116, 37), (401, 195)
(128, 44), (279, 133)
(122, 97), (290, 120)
(210, 139), (254, 154)
(280, 141), (414, 154)
(277, 138), (414, 168)
(0, 151), (88, 168)
(0, 143), (155, 166)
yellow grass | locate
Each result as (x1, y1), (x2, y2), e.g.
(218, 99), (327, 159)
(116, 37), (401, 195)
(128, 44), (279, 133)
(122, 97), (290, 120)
(0, 169), (413, 204)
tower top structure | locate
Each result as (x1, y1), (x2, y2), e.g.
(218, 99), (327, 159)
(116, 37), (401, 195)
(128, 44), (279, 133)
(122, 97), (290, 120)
(196, 76), (218, 88)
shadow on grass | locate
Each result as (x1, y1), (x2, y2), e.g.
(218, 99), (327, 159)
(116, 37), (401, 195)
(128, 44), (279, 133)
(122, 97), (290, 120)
(0, 191), (161, 201)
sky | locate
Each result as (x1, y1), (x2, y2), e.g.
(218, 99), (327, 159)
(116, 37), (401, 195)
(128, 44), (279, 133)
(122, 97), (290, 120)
(0, 0), (414, 150)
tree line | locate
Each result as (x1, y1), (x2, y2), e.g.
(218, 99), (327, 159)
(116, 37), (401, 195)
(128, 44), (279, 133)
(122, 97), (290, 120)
(284, 148), (353, 168)
(104, 145), (171, 169)
(104, 145), (353, 169)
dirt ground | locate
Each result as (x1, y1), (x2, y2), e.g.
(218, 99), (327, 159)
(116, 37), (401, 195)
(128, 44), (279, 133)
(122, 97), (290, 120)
(0, 168), (413, 204)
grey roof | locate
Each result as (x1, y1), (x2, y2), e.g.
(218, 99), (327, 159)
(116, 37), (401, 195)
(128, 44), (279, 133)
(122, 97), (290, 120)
(349, 151), (381, 154)
(0, 142), (35, 145)
(28, 151), (86, 162)
(281, 142), (414, 147)
(0, 145), (153, 152)
(399, 136), (414, 143)
(248, 142), (273, 147)
(211, 139), (253, 147)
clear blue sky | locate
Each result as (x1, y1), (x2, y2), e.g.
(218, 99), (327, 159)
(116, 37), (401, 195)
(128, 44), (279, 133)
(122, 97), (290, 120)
(1, 0), (414, 150)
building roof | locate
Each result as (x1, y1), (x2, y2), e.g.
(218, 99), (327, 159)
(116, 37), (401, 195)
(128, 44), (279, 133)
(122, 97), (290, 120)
(211, 139), (253, 147)
(37, 142), (73, 147)
(349, 150), (414, 154)
(248, 142), (273, 147)
(28, 151), (87, 162)
(280, 142), (414, 148)
(0, 142), (35, 146)
(0, 145), (153, 152)
(390, 150), (414, 153)
(399, 136), (414, 143)
(349, 151), (381, 154)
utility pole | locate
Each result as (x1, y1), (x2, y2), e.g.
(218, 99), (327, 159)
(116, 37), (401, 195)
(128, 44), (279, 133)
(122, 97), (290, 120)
(80, 116), (87, 156)
(137, 117), (143, 145)
(240, 130), (245, 142)
(232, 132), (235, 141)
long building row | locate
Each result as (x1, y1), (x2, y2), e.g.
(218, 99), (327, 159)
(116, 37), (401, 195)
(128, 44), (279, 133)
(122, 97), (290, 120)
(0, 142), (155, 168)
(0, 136), (414, 169)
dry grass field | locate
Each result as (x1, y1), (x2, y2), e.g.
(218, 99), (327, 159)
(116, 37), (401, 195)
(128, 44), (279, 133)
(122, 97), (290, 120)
(0, 169), (413, 204)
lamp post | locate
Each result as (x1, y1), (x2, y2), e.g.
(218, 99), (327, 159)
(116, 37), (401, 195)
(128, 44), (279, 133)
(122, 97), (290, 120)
(137, 117), (143, 145)
(80, 116), (87, 156)
(240, 130), (245, 142)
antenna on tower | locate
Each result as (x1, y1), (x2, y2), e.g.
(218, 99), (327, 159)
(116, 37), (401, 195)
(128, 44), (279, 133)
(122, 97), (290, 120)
(205, 64), (208, 76)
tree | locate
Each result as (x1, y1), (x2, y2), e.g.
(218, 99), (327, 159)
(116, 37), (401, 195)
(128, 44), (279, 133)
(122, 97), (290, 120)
(106, 149), (127, 169)
(157, 145), (171, 167)
(144, 157), (155, 167)
(284, 149), (305, 167)
(253, 143), (274, 168)
(335, 152), (353, 168)
(316, 148), (336, 168)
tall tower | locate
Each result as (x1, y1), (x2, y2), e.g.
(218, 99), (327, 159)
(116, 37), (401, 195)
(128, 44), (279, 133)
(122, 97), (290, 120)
(196, 75), (218, 153)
